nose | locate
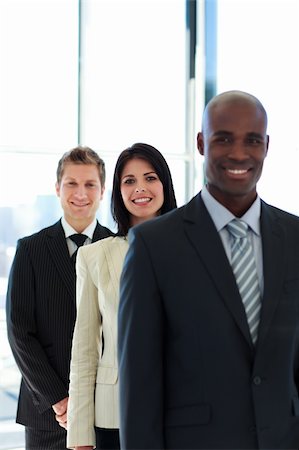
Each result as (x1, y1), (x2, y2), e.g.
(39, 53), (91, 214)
(135, 186), (146, 193)
(74, 185), (88, 197)
(228, 142), (250, 161)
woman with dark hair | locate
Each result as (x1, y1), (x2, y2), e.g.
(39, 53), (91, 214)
(65, 143), (177, 450)
(111, 142), (177, 236)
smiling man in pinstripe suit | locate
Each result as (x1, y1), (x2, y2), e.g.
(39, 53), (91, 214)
(6, 146), (113, 449)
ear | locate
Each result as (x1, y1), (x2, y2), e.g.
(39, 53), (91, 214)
(100, 185), (105, 200)
(55, 182), (60, 197)
(265, 135), (270, 156)
(197, 132), (204, 156)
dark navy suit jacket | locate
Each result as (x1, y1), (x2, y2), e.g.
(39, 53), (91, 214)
(118, 193), (299, 449)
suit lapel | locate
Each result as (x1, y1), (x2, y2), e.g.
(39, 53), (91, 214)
(46, 220), (75, 298)
(183, 194), (253, 348)
(45, 221), (112, 299)
(92, 222), (112, 243)
(257, 202), (285, 346)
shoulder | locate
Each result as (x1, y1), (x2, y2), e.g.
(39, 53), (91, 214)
(132, 206), (183, 236)
(79, 236), (128, 262)
(77, 236), (128, 283)
(9, 222), (62, 269)
(261, 201), (299, 247)
(130, 194), (201, 240)
(261, 201), (299, 228)
(95, 222), (115, 238)
(83, 235), (127, 251)
(17, 221), (62, 248)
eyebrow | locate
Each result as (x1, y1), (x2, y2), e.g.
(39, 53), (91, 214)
(213, 130), (233, 136)
(246, 132), (265, 139)
(122, 171), (157, 178)
(213, 130), (264, 139)
(64, 177), (98, 182)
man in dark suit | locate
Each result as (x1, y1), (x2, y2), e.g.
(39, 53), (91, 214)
(6, 146), (113, 449)
(118, 91), (299, 449)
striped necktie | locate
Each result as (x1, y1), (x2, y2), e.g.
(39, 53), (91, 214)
(226, 219), (261, 344)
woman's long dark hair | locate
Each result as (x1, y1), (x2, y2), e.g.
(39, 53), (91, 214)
(111, 143), (177, 236)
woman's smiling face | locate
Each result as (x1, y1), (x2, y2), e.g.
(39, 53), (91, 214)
(120, 157), (164, 227)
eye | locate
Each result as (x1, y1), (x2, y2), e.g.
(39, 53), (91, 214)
(86, 183), (96, 188)
(218, 136), (231, 143)
(123, 178), (135, 185)
(213, 135), (232, 144)
(146, 175), (158, 182)
(247, 137), (262, 145)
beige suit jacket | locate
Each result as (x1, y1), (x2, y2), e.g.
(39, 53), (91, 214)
(67, 236), (128, 448)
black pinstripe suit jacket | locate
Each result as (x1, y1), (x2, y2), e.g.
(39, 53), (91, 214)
(6, 219), (113, 430)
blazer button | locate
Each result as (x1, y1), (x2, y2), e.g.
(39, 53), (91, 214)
(253, 375), (262, 385)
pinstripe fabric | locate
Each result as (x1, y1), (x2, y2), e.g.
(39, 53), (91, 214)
(227, 219), (261, 344)
(6, 220), (113, 439)
(25, 427), (66, 449)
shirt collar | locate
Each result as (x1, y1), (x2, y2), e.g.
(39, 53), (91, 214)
(61, 217), (97, 240)
(201, 185), (261, 236)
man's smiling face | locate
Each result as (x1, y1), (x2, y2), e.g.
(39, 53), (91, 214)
(197, 96), (269, 215)
(55, 162), (104, 231)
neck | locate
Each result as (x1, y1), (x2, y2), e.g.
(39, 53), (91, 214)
(64, 216), (94, 234)
(206, 186), (257, 218)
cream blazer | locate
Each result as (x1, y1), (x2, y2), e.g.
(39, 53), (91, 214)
(67, 236), (128, 449)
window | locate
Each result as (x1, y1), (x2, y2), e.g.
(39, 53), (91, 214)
(0, 1), (188, 446)
(215, 0), (299, 215)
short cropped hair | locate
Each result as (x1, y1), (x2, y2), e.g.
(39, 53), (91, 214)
(56, 145), (106, 186)
(111, 143), (177, 236)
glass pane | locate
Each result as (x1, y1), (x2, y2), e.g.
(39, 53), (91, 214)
(79, 0), (186, 155)
(0, 1), (188, 446)
(0, 2), (79, 444)
(0, 0), (79, 150)
(0, 152), (65, 448)
(216, 0), (299, 215)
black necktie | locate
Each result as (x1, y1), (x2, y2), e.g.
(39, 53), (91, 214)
(69, 234), (88, 268)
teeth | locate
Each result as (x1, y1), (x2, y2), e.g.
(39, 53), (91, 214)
(228, 169), (248, 174)
(133, 197), (150, 203)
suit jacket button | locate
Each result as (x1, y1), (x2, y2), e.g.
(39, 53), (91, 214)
(253, 375), (262, 385)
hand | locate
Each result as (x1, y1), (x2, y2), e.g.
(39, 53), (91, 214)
(52, 397), (68, 429)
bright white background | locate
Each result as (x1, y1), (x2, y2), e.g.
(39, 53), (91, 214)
(0, 0), (298, 447)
